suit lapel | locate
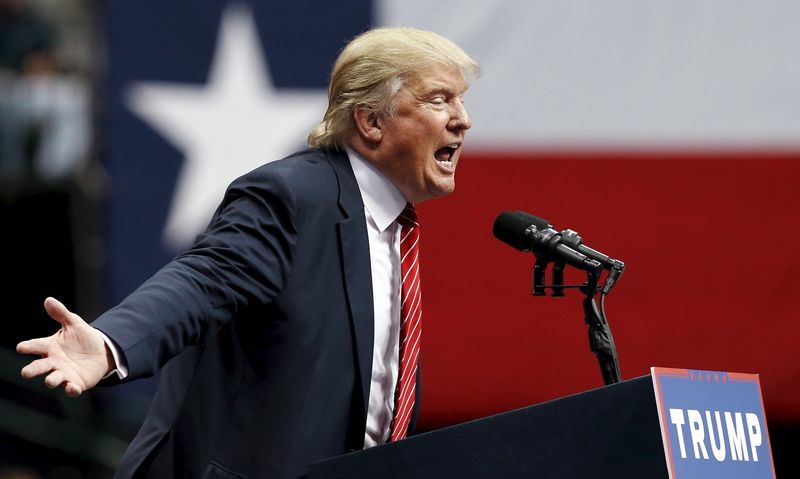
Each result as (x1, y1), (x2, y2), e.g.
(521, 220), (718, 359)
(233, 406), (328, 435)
(327, 149), (374, 444)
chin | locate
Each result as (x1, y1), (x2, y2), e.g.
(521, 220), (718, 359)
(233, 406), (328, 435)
(428, 181), (456, 200)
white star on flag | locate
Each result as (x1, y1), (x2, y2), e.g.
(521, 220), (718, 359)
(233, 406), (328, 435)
(126, 5), (326, 248)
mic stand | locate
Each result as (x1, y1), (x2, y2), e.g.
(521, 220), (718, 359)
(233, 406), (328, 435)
(532, 257), (548, 296)
(581, 270), (621, 385)
(531, 258), (622, 385)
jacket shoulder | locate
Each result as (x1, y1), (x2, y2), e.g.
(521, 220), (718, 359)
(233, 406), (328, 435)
(244, 148), (337, 181)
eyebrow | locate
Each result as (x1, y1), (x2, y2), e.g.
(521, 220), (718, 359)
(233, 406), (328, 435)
(419, 84), (460, 98)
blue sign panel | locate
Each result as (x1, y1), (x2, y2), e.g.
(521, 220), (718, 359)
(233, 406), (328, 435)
(652, 367), (775, 478)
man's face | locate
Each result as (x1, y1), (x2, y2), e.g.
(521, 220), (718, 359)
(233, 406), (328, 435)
(373, 64), (472, 204)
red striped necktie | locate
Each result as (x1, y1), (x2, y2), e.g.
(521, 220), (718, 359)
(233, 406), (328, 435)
(389, 203), (422, 441)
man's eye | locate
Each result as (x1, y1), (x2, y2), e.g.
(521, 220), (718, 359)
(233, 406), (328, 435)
(430, 97), (446, 105)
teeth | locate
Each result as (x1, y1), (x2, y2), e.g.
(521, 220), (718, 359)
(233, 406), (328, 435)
(434, 144), (459, 168)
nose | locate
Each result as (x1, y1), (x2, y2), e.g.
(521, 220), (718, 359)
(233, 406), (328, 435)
(449, 100), (472, 132)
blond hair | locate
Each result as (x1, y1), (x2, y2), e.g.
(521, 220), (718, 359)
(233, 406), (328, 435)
(307, 27), (480, 150)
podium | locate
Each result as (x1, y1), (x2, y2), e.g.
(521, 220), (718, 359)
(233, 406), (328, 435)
(308, 375), (668, 478)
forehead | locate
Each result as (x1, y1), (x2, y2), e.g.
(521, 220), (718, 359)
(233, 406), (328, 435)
(405, 64), (469, 94)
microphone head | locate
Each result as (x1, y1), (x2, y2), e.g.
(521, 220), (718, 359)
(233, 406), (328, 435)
(513, 210), (551, 230)
(493, 211), (540, 252)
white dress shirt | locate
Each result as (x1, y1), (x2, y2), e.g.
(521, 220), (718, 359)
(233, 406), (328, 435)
(98, 147), (407, 448)
(345, 147), (407, 447)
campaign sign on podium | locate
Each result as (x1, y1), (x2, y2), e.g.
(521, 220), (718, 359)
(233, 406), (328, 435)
(651, 367), (775, 478)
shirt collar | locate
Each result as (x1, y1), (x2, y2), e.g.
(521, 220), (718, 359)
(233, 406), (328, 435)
(345, 146), (407, 233)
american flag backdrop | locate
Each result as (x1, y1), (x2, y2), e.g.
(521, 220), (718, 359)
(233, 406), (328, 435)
(102, 0), (800, 432)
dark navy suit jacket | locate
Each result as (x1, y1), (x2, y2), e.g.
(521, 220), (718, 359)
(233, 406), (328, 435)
(93, 149), (419, 478)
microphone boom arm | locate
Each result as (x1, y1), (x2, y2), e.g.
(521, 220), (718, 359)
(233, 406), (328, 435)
(582, 270), (621, 385)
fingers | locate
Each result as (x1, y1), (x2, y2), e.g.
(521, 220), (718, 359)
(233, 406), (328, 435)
(21, 357), (53, 379)
(23, 360), (85, 396)
(44, 371), (84, 396)
(43, 297), (79, 327)
(44, 370), (66, 389)
(16, 337), (51, 356)
(65, 383), (83, 397)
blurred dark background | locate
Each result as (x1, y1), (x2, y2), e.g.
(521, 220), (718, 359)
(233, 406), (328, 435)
(1, 0), (138, 476)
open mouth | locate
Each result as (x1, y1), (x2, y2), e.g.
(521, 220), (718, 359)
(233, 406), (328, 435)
(434, 144), (459, 169)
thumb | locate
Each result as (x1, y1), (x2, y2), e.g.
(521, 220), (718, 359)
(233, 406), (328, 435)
(43, 297), (79, 327)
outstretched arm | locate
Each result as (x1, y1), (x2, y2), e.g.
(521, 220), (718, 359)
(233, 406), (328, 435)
(17, 297), (114, 396)
(19, 165), (299, 384)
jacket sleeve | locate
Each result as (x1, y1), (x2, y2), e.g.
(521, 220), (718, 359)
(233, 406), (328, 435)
(92, 166), (299, 380)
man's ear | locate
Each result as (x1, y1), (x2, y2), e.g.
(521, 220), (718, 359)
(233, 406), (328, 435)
(353, 107), (383, 143)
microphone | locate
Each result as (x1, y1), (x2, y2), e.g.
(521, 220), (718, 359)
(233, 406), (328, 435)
(493, 211), (602, 273)
(513, 211), (624, 271)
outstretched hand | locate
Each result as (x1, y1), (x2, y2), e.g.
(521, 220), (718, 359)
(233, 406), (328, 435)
(17, 297), (114, 397)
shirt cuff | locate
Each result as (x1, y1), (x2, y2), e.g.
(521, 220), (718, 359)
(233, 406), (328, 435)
(96, 329), (129, 380)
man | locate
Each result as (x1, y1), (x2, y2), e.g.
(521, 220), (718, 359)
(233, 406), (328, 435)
(17, 27), (479, 478)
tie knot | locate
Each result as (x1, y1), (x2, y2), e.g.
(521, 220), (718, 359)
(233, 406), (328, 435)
(397, 203), (418, 228)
